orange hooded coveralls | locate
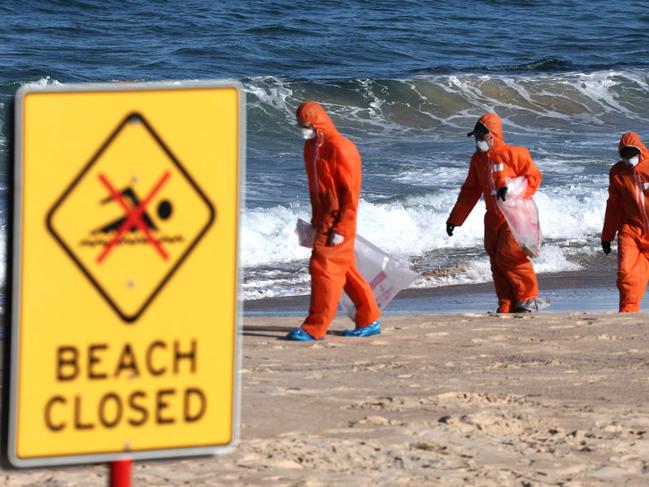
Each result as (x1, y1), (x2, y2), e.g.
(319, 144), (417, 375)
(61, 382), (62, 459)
(297, 101), (381, 339)
(447, 113), (542, 313)
(602, 132), (649, 312)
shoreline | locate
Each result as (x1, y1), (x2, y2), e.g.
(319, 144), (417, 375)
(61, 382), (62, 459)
(244, 267), (635, 316)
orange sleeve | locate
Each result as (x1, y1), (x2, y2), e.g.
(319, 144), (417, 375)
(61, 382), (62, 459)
(499, 148), (541, 198)
(522, 149), (542, 198)
(332, 144), (360, 237)
(602, 169), (621, 242)
(447, 157), (482, 226)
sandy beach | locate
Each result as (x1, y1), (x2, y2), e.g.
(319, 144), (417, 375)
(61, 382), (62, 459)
(4, 309), (649, 486)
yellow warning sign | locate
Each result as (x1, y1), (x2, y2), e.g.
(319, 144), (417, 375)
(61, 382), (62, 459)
(9, 82), (242, 467)
(48, 112), (216, 322)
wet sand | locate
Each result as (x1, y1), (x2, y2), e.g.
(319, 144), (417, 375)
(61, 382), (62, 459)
(245, 268), (640, 316)
(5, 311), (649, 486)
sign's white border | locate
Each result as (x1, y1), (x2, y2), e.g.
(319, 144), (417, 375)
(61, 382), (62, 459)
(8, 80), (244, 468)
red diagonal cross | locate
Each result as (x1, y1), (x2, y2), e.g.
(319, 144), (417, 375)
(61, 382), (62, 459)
(96, 171), (171, 264)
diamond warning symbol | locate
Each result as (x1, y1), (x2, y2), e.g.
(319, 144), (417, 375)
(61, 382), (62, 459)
(47, 112), (216, 323)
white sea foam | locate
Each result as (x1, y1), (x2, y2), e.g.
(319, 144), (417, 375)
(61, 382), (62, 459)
(243, 241), (583, 300)
(242, 179), (604, 299)
(411, 258), (493, 289)
(409, 244), (581, 290)
(535, 187), (608, 240)
(23, 76), (63, 88)
(242, 271), (310, 300)
(243, 183), (607, 263)
(245, 76), (296, 123)
(245, 69), (649, 139)
(241, 203), (312, 267)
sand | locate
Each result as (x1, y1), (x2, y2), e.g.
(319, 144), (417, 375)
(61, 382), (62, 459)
(4, 311), (649, 486)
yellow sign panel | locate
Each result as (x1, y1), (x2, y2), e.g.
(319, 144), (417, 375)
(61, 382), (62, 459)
(9, 82), (242, 467)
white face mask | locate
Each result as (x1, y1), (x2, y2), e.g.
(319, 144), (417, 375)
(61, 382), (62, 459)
(476, 140), (490, 152)
(301, 127), (316, 140)
(624, 155), (640, 167)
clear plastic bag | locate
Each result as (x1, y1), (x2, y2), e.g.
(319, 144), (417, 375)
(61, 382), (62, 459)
(295, 219), (419, 317)
(496, 176), (542, 258)
(340, 234), (419, 318)
(296, 218), (316, 247)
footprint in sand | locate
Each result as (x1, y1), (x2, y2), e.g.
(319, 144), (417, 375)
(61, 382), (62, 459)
(472, 335), (509, 343)
(349, 415), (394, 427)
(596, 334), (624, 341)
(425, 331), (450, 337)
(419, 321), (436, 328)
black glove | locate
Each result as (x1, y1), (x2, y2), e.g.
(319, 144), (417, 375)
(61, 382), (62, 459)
(446, 223), (455, 237)
(602, 241), (611, 255)
(496, 186), (508, 202)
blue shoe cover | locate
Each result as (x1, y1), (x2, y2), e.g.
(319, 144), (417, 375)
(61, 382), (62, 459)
(286, 327), (317, 341)
(343, 321), (381, 337)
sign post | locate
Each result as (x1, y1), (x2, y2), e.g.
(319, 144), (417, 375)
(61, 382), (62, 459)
(7, 81), (243, 469)
(110, 458), (132, 487)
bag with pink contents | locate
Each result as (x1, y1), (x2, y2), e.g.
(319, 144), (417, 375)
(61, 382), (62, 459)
(496, 176), (542, 258)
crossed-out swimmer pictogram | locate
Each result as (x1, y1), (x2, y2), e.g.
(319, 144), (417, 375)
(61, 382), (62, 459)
(46, 111), (217, 323)
(96, 171), (171, 264)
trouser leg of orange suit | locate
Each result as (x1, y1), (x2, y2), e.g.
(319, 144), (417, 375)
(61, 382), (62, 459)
(302, 237), (355, 339)
(617, 232), (649, 312)
(484, 223), (516, 313)
(495, 223), (538, 304)
(343, 263), (381, 328)
(485, 221), (538, 312)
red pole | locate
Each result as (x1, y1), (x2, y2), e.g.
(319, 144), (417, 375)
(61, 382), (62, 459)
(110, 459), (133, 487)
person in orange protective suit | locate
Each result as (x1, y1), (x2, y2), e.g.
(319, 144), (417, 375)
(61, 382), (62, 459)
(601, 132), (649, 312)
(446, 113), (543, 313)
(286, 101), (381, 341)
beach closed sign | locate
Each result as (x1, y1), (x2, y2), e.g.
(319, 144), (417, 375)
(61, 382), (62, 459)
(8, 81), (242, 467)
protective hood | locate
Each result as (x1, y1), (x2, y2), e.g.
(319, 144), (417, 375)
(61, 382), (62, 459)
(477, 112), (504, 143)
(618, 132), (649, 165)
(296, 101), (338, 139)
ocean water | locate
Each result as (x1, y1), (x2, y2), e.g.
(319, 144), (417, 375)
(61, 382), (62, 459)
(2, 1), (649, 299)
